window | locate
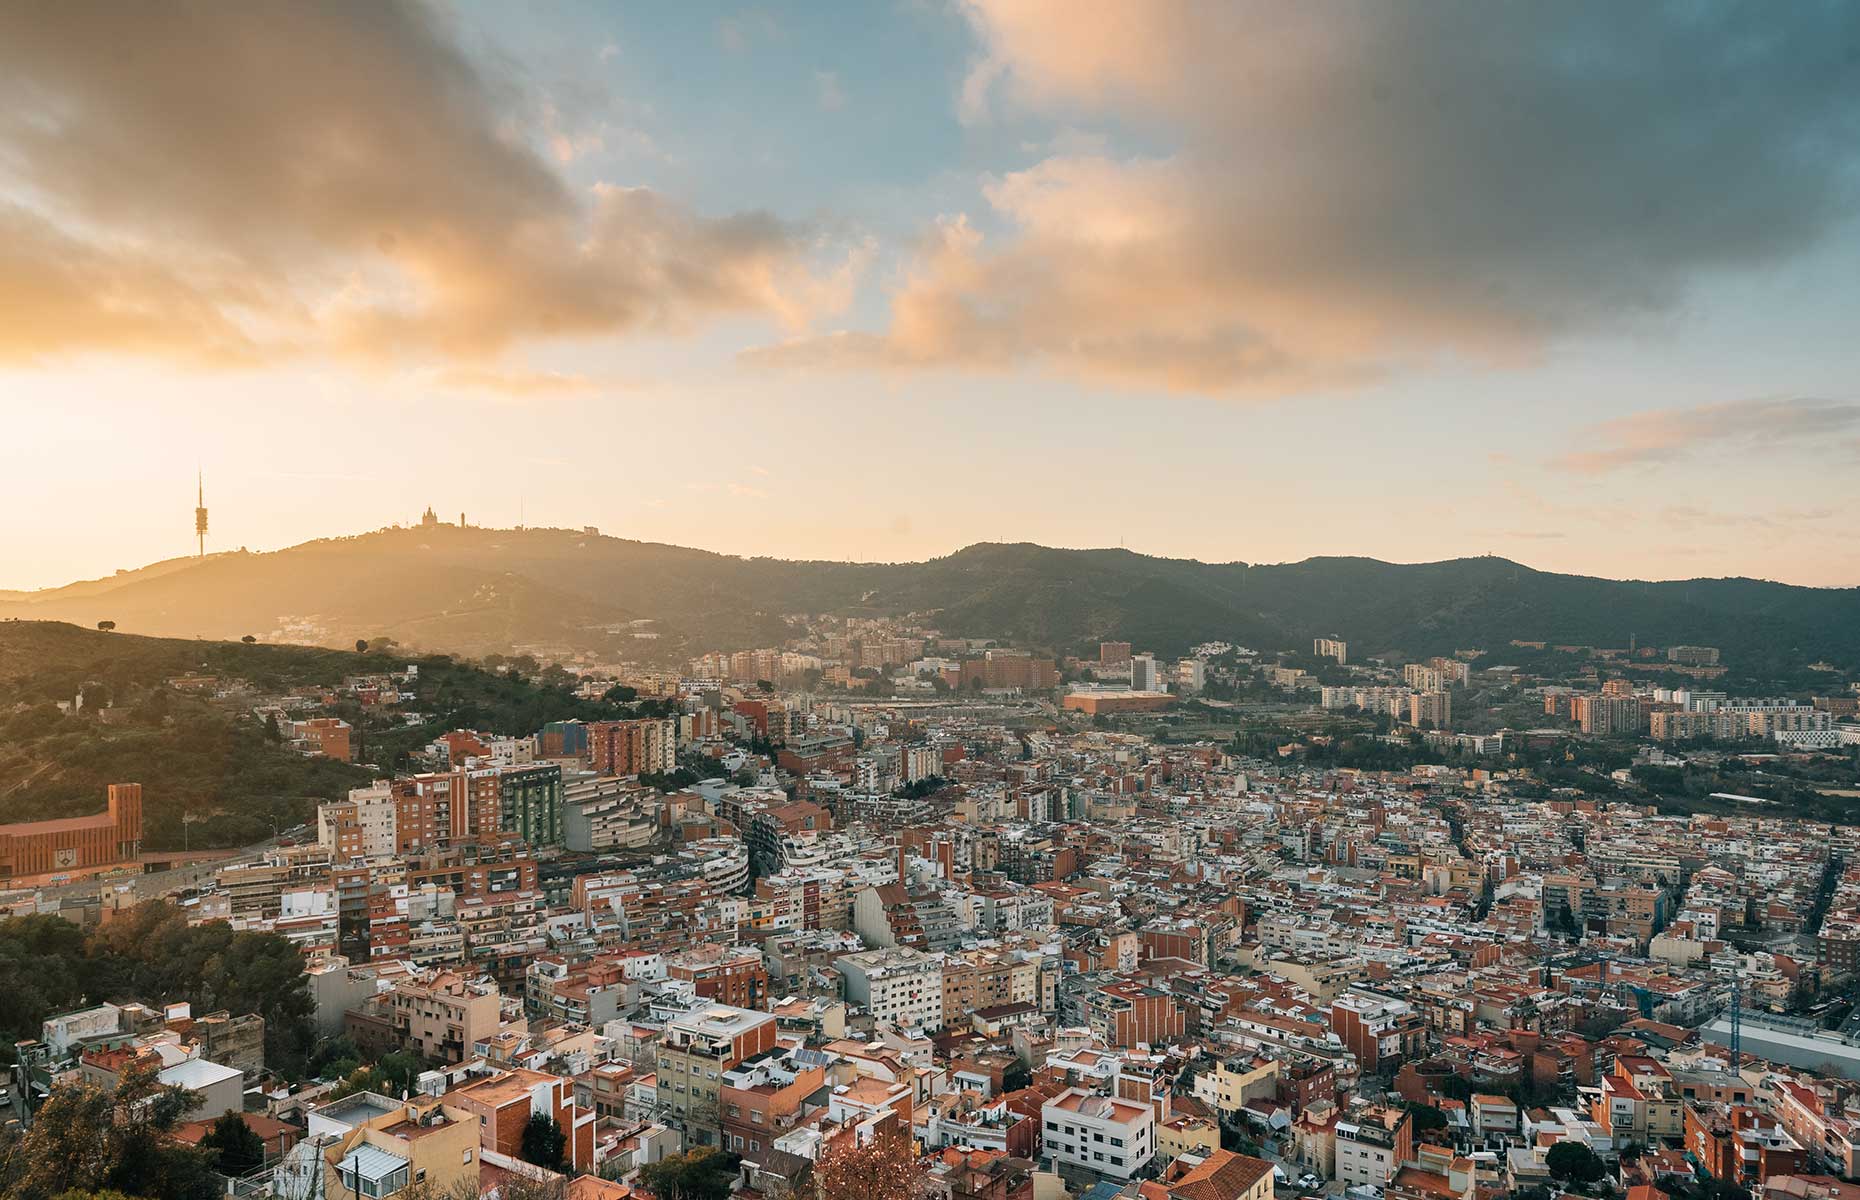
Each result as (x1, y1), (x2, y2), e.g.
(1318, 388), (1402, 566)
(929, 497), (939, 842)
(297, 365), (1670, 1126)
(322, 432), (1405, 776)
(462, 1150), (473, 1164)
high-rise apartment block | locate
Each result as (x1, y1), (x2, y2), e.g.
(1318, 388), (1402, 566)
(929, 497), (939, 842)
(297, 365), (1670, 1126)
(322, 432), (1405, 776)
(587, 718), (677, 777)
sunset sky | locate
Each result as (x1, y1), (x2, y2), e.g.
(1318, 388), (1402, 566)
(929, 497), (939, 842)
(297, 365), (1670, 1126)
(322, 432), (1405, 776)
(4, 2), (1860, 590)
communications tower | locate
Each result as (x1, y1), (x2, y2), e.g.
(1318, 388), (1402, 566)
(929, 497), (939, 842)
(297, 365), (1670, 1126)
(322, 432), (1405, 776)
(194, 472), (208, 558)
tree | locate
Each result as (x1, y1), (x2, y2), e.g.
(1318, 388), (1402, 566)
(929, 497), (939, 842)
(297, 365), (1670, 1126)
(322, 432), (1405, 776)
(96, 621), (115, 632)
(637, 1148), (737, 1200)
(242, 635), (257, 644)
(1406, 1103), (1449, 1135)
(1692, 1181), (1751, 1200)
(0, 1058), (217, 1200)
(355, 639), (370, 653)
(519, 1112), (567, 1171)
(1437, 1074), (1474, 1103)
(200, 1111), (266, 1174)
(1545, 1141), (1605, 1185)
(263, 712), (283, 743)
(812, 1133), (921, 1200)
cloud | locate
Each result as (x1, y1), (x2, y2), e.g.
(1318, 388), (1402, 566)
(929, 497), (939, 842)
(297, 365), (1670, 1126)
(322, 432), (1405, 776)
(0, 2), (856, 367)
(428, 365), (605, 397)
(718, 11), (780, 54)
(814, 71), (847, 112)
(758, 0), (1860, 392)
(1554, 398), (1860, 473)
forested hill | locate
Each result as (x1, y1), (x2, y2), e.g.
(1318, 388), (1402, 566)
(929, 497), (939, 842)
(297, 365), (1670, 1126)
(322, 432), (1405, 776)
(0, 622), (658, 849)
(2, 527), (1857, 669)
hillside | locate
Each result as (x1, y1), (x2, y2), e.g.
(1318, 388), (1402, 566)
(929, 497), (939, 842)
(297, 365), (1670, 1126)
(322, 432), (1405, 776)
(4, 526), (1859, 670)
(0, 622), (663, 848)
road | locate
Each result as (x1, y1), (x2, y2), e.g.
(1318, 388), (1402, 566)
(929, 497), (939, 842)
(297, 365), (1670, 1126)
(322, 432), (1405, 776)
(7, 834), (290, 906)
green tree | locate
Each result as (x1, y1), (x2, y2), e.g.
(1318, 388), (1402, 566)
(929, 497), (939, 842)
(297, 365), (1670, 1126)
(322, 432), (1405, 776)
(0, 1058), (217, 1200)
(355, 639), (369, 653)
(199, 1111), (265, 1174)
(519, 1113), (567, 1171)
(636, 1148), (737, 1200)
(376, 1051), (424, 1096)
(96, 621), (115, 633)
(1545, 1141), (1605, 1185)
(1406, 1103), (1449, 1135)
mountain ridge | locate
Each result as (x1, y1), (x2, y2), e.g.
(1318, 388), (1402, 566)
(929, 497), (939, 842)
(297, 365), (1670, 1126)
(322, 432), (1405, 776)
(3, 525), (1856, 669)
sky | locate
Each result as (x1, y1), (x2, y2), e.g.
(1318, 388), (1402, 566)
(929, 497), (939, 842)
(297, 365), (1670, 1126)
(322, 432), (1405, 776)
(4, 1), (1860, 590)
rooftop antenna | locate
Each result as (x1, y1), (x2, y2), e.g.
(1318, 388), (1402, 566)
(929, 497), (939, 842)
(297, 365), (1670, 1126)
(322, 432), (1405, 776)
(194, 470), (209, 558)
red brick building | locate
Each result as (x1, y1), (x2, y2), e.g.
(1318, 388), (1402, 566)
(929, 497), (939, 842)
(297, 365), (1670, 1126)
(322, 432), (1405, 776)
(668, 945), (770, 1009)
(0, 782), (142, 881)
(446, 1067), (597, 1174)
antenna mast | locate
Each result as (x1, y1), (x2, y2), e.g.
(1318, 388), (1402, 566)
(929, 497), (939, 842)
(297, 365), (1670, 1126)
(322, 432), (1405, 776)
(194, 471), (209, 558)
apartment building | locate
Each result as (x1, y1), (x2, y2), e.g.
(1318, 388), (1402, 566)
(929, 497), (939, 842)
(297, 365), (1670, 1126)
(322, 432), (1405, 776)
(1042, 1087), (1156, 1182)
(836, 946), (945, 1034)
(1314, 638), (1349, 665)
(1403, 664), (1445, 692)
(285, 717), (352, 761)
(1408, 691), (1452, 729)
(719, 1046), (828, 1166)
(496, 764), (563, 848)
(1084, 982), (1185, 1049)
(1593, 1056), (1685, 1142)
(320, 1096), (481, 1200)
(657, 1005), (778, 1146)
(1335, 1105), (1413, 1190)
(667, 945), (770, 1010)
(1330, 990), (1429, 1075)
(318, 781), (397, 861)
(446, 1067), (597, 1175)
(384, 973), (501, 1065)
(586, 718), (678, 777)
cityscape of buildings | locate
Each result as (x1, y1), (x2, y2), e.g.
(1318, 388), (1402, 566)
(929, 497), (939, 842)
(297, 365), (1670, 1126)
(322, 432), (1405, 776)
(4, 611), (1860, 1200)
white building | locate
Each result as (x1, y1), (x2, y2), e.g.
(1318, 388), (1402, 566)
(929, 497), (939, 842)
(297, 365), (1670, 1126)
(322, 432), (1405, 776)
(1335, 1108), (1409, 1189)
(1041, 1086), (1155, 1182)
(316, 780), (397, 860)
(1130, 655), (1160, 692)
(834, 946), (944, 1034)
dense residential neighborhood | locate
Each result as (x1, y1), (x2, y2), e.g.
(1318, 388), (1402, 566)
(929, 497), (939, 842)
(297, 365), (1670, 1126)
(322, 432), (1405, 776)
(5, 616), (1860, 1200)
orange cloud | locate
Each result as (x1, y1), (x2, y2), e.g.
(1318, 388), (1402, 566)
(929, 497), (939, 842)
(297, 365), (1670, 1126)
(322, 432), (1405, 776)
(0, 3), (857, 368)
(761, 0), (1860, 393)
(1555, 398), (1860, 474)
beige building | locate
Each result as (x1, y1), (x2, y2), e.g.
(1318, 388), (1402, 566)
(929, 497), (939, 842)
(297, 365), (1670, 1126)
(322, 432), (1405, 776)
(323, 1096), (481, 1200)
(388, 972), (502, 1065)
(1158, 1113), (1222, 1164)
(1408, 691), (1452, 729)
(1313, 638), (1348, 665)
(657, 1005), (777, 1147)
(1190, 1057), (1280, 1118)
(318, 781), (398, 862)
